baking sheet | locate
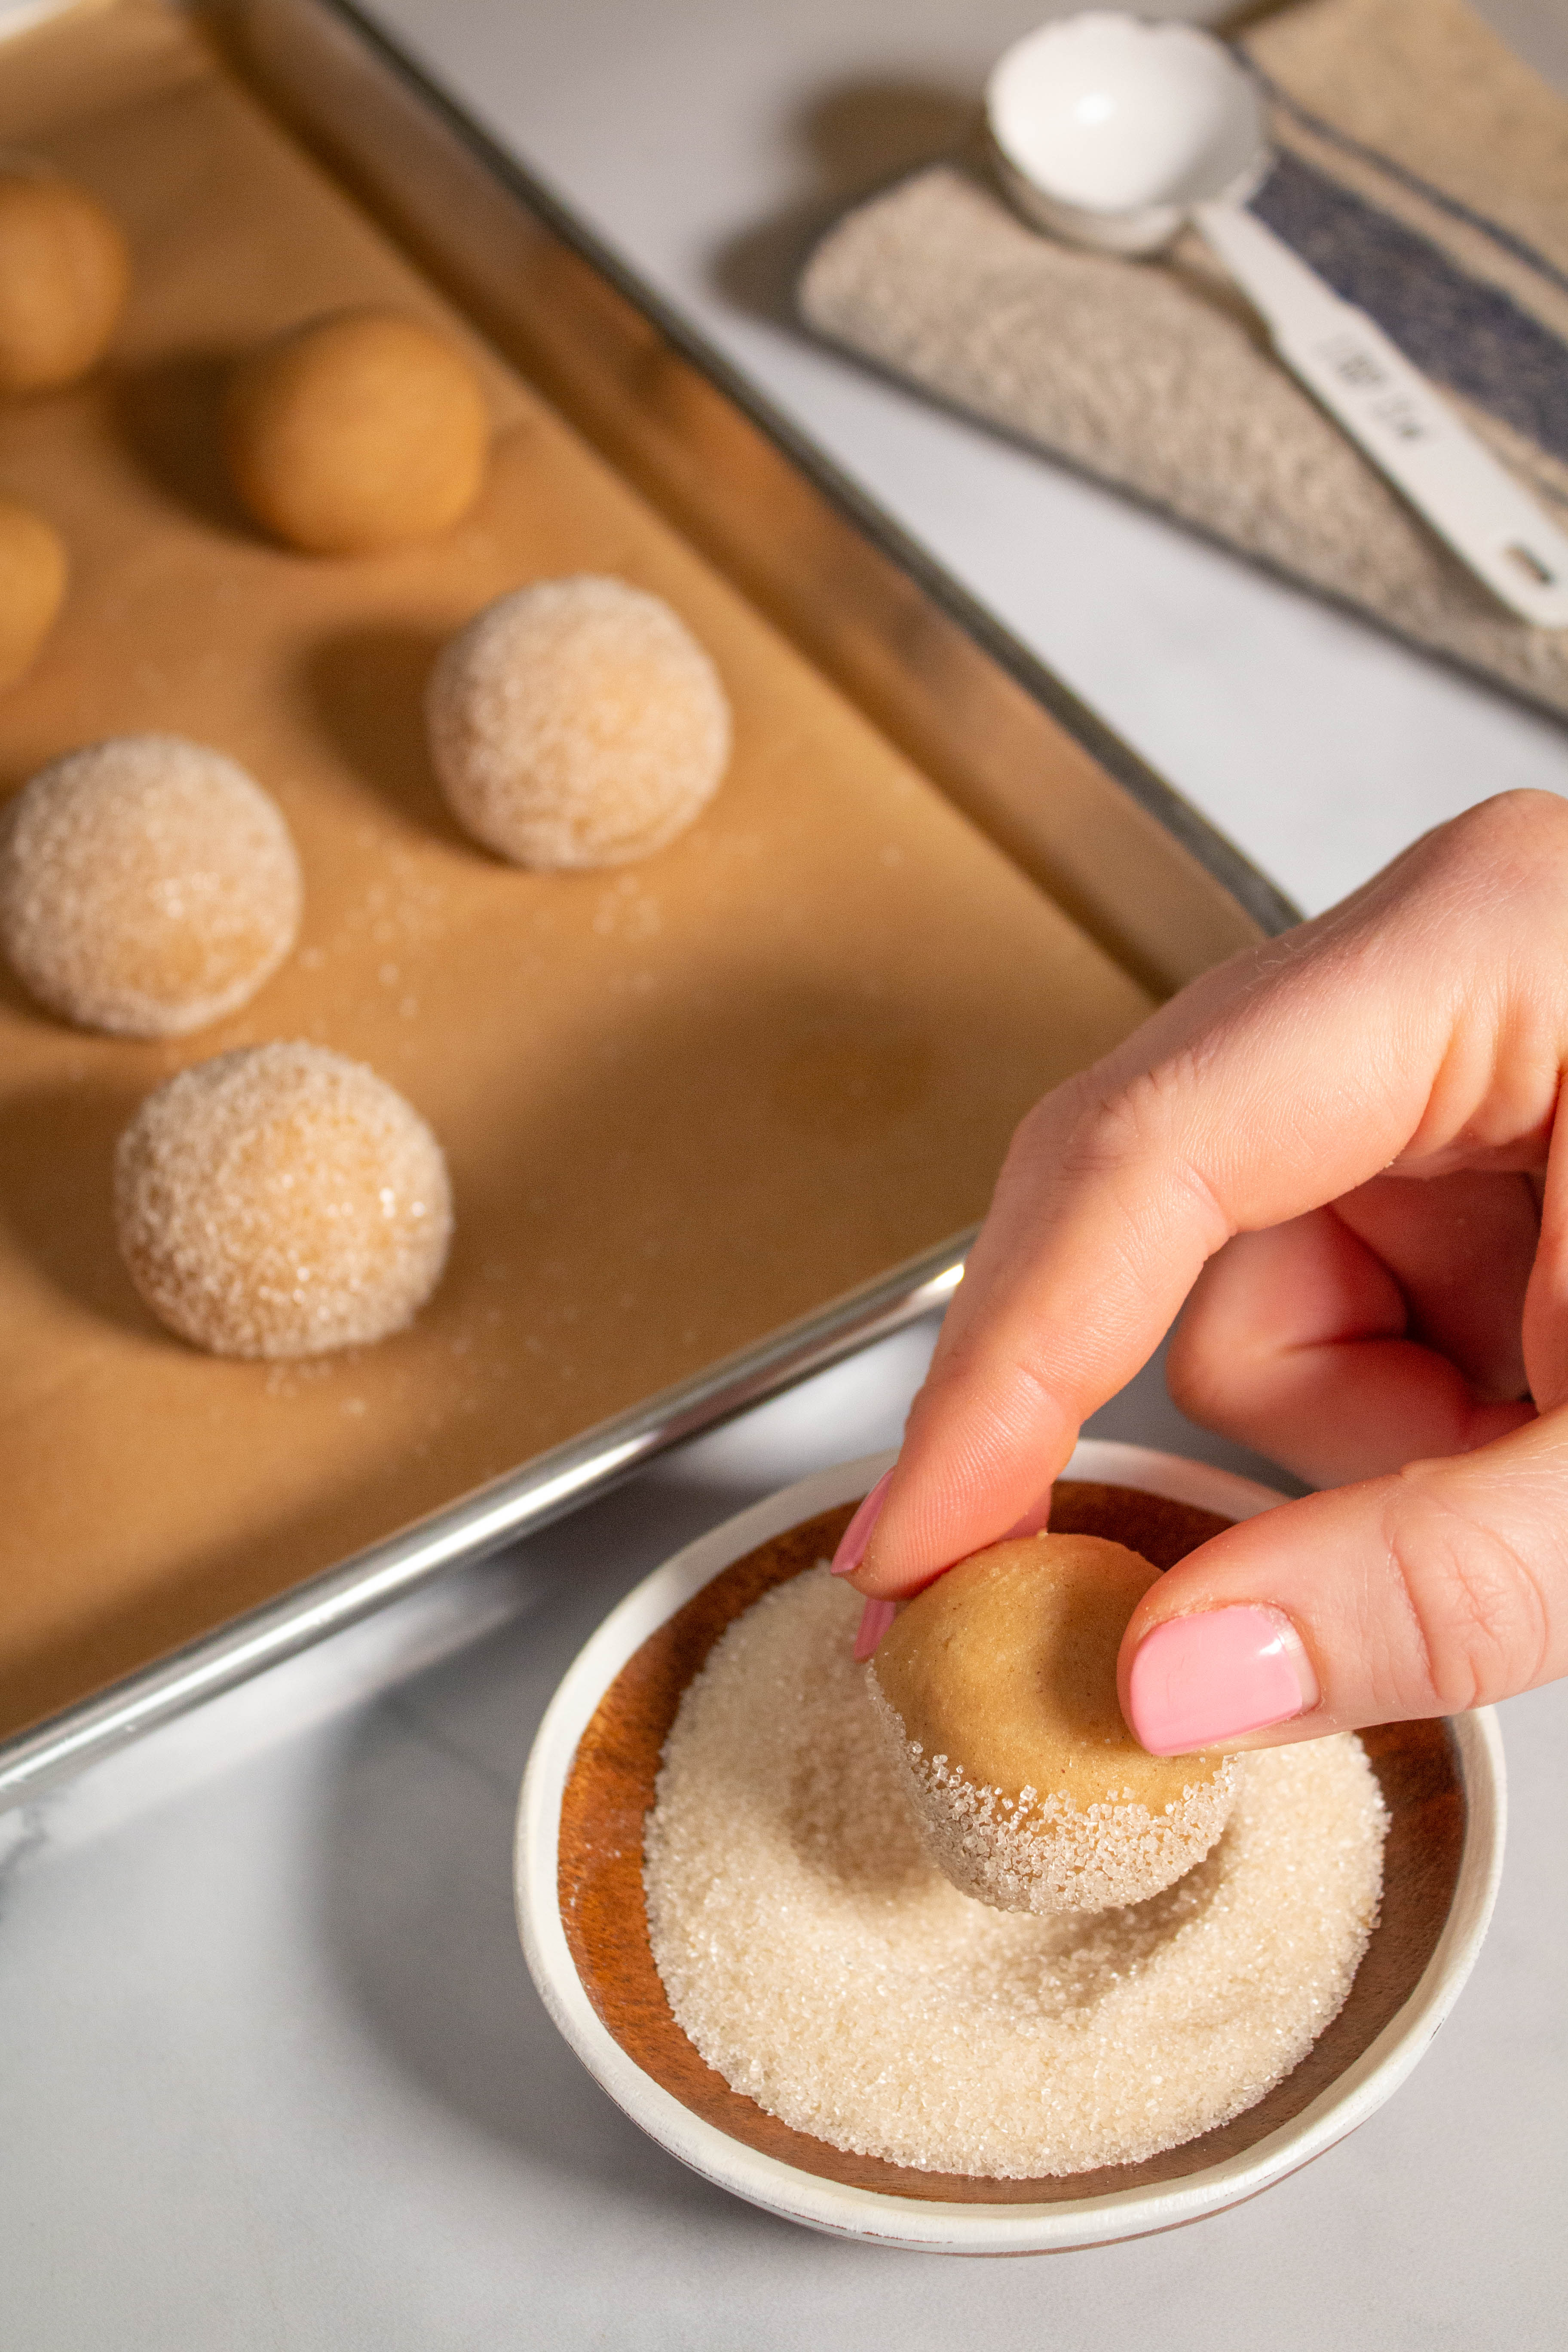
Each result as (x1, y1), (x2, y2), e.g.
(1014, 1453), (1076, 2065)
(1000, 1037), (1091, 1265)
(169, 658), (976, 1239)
(260, 0), (1295, 1004)
(0, 0), (1157, 1742)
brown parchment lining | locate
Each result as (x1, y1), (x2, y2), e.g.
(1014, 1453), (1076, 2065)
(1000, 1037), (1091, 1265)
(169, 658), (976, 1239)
(0, 0), (1152, 1742)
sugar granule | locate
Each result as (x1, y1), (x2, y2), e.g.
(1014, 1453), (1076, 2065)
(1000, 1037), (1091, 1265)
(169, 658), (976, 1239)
(867, 1670), (1238, 1914)
(865, 1534), (1237, 1913)
(644, 1568), (1388, 2179)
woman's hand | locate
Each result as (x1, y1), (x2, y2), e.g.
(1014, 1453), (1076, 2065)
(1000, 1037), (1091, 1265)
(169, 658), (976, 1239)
(833, 790), (1568, 1752)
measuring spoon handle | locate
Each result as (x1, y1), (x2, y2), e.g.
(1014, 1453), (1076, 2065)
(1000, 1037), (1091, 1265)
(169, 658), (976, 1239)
(1193, 199), (1568, 628)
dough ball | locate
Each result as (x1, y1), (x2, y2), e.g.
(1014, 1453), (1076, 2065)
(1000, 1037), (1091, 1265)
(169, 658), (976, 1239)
(114, 1041), (453, 1359)
(426, 575), (731, 869)
(867, 1533), (1237, 1914)
(0, 167), (129, 394)
(0, 497), (67, 688)
(222, 308), (490, 554)
(0, 735), (302, 1038)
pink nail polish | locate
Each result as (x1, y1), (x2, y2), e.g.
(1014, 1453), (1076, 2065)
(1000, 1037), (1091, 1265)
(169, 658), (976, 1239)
(1126, 1607), (1318, 1755)
(853, 1596), (898, 1662)
(830, 1469), (894, 1577)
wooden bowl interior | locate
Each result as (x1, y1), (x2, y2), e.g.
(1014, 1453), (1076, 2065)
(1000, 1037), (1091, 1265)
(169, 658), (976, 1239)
(558, 1482), (1466, 2203)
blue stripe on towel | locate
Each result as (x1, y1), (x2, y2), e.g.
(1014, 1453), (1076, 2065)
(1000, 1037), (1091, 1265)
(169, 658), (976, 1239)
(1250, 147), (1568, 466)
(1252, 72), (1568, 308)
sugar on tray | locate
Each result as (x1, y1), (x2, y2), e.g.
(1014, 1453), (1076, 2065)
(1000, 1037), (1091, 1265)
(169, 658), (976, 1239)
(643, 1568), (1387, 2179)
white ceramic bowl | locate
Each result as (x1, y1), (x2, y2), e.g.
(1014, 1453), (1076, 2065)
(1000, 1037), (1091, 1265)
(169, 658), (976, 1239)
(517, 1440), (1505, 2254)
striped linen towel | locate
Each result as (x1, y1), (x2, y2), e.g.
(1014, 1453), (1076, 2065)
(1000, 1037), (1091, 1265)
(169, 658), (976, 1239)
(799, 0), (1568, 717)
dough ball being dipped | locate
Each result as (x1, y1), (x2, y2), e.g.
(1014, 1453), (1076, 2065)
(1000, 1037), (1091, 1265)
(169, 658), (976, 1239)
(867, 1533), (1238, 1914)
(0, 735), (301, 1037)
(426, 575), (730, 869)
(114, 1042), (453, 1359)
(223, 308), (490, 554)
(0, 497), (67, 688)
(0, 166), (129, 393)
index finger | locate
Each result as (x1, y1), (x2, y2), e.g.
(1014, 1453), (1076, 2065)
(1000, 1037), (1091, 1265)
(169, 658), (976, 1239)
(851, 795), (1568, 1599)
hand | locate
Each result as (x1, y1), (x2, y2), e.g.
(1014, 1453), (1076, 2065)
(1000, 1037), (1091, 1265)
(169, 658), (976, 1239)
(834, 792), (1568, 1751)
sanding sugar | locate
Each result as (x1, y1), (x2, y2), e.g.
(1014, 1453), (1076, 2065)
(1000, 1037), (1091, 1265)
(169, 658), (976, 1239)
(0, 734), (301, 1037)
(644, 1568), (1388, 2178)
(426, 575), (730, 871)
(867, 1669), (1238, 1914)
(114, 1041), (452, 1359)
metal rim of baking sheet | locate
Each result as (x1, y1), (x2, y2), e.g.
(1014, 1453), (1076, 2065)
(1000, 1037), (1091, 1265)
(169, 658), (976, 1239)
(0, 0), (1295, 1810)
(516, 1442), (1507, 2255)
(245, 0), (1301, 953)
(0, 1238), (968, 1811)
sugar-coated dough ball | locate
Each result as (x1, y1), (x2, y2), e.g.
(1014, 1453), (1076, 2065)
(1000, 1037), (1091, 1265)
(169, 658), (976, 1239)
(0, 735), (302, 1038)
(426, 575), (731, 870)
(868, 1533), (1237, 1914)
(0, 497), (67, 688)
(115, 1042), (453, 1359)
(222, 309), (490, 554)
(0, 168), (129, 394)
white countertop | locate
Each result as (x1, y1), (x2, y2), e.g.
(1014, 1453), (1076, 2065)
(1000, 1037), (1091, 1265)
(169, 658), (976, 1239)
(357, 0), (1568, 920)
(6, 1326), (1567, 2352)
(4, 3), (1568, 2345)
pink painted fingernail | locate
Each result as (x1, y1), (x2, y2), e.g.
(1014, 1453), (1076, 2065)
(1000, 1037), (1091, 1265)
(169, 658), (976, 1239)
(830, 1469), (894, 1576)
(1126, 1607), (1318, 1755)
(853, 1596), (898, 1662)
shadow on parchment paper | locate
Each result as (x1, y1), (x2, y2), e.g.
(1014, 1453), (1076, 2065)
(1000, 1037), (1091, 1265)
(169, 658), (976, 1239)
(0, 963), (966, 1743)
(0, 934), (55, 1024)
(307, 1473), (798, 2230)
(709, 78), (983, 327)
(0, 1078), (169, 1337)
(111, 347), (256, 542)
(303, 625), (472, 851)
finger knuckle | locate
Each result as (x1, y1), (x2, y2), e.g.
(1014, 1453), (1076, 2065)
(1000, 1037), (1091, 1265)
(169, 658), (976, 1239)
(1051, 1062), (1230, 1228)
(1447, 787), (1568, 862)
(1415, 790), (1568, 920)
(1382, 1467), (1552, 1710)
(1066, 1057), (1191, 1173)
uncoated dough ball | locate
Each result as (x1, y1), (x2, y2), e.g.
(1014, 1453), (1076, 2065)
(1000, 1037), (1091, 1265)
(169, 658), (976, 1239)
(0, 735), (302, 1038)
(0, 167), (129, 393)
(867, 1533), (1238, 1914)
(222, 309), (490, 554)
(0, 497), (67, 688)
(114, 1042), (453, 1359)
(426, 575), (731, 869)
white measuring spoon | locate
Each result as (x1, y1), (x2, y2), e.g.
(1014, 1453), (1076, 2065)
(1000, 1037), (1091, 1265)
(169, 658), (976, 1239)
(986, 11), (1568, 627)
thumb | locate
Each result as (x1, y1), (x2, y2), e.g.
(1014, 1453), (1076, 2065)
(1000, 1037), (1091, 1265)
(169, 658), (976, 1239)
(1119, 1409), (1567, 1753)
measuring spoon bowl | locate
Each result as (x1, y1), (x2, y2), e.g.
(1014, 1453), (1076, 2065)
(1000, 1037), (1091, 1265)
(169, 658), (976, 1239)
(987, 11), (1268, 254)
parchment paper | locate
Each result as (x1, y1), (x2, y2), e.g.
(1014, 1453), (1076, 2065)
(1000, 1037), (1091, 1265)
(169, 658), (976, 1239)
(0, 0), (1151, 1739)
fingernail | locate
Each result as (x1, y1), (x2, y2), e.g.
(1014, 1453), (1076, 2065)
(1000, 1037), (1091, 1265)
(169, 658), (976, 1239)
(853, 1596), (898, 1662)
(830, 1470), (894, 1577)
(1126, 1606), (1319, 1755)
